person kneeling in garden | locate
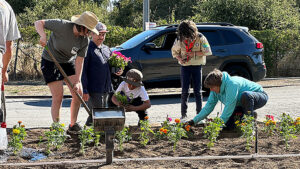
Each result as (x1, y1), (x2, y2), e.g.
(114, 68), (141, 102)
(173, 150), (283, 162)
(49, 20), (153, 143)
(187, 69), (268, 130)
(112, 69), (151, 125)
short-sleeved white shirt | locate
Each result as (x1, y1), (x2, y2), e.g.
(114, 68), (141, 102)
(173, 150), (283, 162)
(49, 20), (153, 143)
(115, 81), (149, 101)
(0, 0), (21, 55)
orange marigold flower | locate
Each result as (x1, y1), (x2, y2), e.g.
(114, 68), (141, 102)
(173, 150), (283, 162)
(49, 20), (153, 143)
(272, 121), (276, 125)
(185, 125), (190, 131)
(21, 125), (25, 128)
(163, 129), (168, 134)
(175, 118), (180, 123)
(296, 122), (300, 125)
(18, 121), (22, 124)
(144, 116), (149, 120)
(241, 123), (246, 126)
(265, 122), (270, 126)
(296, 117), (300, 121)
(160, 128), (164, 132)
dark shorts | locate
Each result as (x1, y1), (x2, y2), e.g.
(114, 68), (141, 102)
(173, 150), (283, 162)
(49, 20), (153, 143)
(41, 58), (75, 84)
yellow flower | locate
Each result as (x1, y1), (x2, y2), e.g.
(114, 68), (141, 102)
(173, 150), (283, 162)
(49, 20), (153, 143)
(13, 129), (20, 134)
(235, 121), (240, 125)
(296, 122), (300, 125)
(265, 122), (270, 126)
(296, 117), (300, 121)
(175, 118), (180, 123)
(61, 123), (65, 127)
(272, 121), (276, 125)
(21, 125), (25, 128)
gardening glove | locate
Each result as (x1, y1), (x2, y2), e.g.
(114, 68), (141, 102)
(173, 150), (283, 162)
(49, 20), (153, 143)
(187, 120), (195, 126)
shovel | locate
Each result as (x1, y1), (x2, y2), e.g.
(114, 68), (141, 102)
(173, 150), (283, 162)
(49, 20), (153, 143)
(0, 82), (8, 150)
(45, 46), (91, 115)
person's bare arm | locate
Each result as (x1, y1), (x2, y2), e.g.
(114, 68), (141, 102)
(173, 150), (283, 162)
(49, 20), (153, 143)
(34, 20), (47, 47)
(2, 41), (12, 82)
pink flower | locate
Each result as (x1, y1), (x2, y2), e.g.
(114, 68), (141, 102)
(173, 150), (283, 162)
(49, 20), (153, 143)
(168, 117), (172, 122)
(266, 115), (274, 121)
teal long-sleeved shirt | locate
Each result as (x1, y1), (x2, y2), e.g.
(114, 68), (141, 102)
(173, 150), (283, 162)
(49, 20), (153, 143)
(193, 72), (263, 123)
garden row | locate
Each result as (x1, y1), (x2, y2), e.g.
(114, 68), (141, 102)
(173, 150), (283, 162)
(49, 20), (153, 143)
(6, 112), (300, 158)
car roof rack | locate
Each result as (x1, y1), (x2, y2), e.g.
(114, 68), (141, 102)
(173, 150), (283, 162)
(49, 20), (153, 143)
(196, 22), (234, 26)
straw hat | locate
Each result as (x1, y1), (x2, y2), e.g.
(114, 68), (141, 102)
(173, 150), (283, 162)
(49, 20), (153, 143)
(71, 11), (99, 35)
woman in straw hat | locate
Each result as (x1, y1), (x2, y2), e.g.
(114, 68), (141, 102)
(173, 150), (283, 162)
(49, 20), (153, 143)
(34, 11), (99, 133)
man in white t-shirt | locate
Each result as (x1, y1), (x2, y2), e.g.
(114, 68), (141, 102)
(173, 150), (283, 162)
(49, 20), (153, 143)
(0, 0), (21, 123)
(112, 69), (151, 125)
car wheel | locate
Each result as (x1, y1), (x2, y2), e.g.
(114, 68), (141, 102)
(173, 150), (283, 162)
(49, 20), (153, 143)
(223, 65), (252, 80)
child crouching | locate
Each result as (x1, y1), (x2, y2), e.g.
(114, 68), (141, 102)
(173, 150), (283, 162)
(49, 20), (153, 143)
(111, 69), (151, 125)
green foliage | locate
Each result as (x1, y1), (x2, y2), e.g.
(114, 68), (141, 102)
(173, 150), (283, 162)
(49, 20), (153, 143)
(279, 113), (297, 150)
(139, 119), (154, 147)
(105, 25), (142, 47)
(8, 122), (27, 155)
(43, 122), (67, 155)
(18, 0), (108, 27)
(251, 29), (300, 77)
(6, 0), (36, 14)
(79, 125), (100, 155)
(115, 92), (133, 105)
(263, 116), (277, 136)
(116, 127), (132, 151)
(193, 0), (300, 30)
(237, 114), (255, 151)
(167, 119), (188, 151)
(295, 117), (300, 134)
(203, 117), (224, 149)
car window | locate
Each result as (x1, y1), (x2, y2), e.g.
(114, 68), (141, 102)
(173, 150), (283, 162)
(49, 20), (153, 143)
(120, 29), (159, 49)
(221, 30), (243, 45)
(199, 30), (223, 46)
(149, 33), (177, 50)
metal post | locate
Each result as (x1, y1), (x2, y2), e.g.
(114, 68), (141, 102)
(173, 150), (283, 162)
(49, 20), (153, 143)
(105, 129), (115, 164)
(143, 0), (150, 31)
(13, 39), (20, 79)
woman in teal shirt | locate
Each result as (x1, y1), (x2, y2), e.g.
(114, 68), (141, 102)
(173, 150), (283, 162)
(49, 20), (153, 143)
(188, 69), (268, 129)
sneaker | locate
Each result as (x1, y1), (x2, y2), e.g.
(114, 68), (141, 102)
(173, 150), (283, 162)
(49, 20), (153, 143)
(67, 123), (82, 134)
(85, 115), (93, 126)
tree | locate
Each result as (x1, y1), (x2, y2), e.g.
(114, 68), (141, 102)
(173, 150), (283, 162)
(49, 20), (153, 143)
(6, 0), (36, 14)
(192, 0), (300, 30)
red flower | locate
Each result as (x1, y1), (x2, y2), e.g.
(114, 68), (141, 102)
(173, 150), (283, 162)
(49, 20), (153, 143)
(1, 122), (7, 128)
(266, 115), (274, 121)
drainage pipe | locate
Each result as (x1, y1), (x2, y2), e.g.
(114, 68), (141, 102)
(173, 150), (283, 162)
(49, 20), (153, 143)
(1, 153), (300, 167)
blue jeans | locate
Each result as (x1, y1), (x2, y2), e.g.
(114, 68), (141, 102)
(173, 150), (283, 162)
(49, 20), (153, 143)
(180, 65), (202, 117)
(225, 91), (268, 129)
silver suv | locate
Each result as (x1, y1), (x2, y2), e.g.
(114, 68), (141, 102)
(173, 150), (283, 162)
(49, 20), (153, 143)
(113, 23), (266, 86)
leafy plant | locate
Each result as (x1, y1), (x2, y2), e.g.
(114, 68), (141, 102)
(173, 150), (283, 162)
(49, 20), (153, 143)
(116, 127), (132, 152)
(203, 117), (224, 149)
(279, 113), (297, 149)
(167, 118), (188, 151)
(237, 114), (255, 151)
(115, 92), (133, 105)
(79, 125), (96, 155)
(263, 115), (277, 136)
(43, 122), (67, 155)
(109, 51), (131, 70)
(8, 121), (27, 155)
(295, 117), (300, 134)
(139, 116), (154, 147)
(155, 117), (172, 140)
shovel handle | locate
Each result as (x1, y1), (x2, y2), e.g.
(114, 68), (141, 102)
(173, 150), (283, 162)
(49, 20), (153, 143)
(45, 46), (91, 114)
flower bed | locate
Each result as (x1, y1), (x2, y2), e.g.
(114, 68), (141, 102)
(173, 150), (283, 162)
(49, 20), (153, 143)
(1, 120), (300, 169)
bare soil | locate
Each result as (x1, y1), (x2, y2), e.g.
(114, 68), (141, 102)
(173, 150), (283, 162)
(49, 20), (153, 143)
(1, 123), (300, 169)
